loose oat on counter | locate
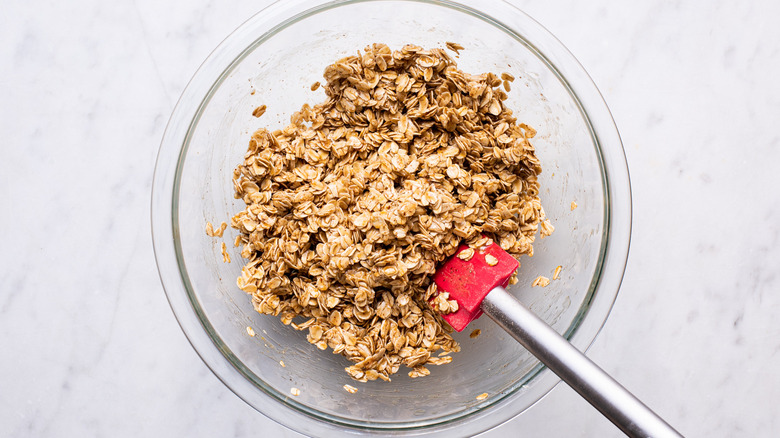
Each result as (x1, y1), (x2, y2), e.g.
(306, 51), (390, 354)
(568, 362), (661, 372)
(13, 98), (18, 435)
(231, 43), (550, 382)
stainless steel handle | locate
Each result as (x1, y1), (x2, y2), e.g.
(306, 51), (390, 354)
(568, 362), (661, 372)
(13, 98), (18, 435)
(481, 286), (683, 438)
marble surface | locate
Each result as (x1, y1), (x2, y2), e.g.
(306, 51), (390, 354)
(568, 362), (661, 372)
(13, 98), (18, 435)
(2, 0), (779, 436)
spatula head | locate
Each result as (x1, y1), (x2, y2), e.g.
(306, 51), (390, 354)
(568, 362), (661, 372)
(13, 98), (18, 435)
(431, 240), (519, 332)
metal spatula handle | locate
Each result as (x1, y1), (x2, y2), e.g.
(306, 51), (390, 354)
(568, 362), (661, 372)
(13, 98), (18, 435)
(481, 286), (683, 438)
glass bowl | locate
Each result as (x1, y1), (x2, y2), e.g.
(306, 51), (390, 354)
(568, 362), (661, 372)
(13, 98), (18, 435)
(151, 0), (631, 436)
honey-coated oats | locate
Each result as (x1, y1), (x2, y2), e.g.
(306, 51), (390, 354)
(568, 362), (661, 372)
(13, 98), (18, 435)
(230, 43), (550, 381)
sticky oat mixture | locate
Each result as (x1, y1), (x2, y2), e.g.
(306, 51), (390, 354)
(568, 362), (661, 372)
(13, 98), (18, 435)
(230, 43), (552, 382)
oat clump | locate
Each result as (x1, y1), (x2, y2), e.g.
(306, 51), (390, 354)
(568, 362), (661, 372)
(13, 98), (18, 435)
(231, 43), (549, 382)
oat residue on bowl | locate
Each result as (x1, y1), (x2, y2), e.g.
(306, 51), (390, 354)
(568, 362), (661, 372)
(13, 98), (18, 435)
(252, 105), (267, 118)
(552, 265), (563, 281)
(205, 221), (227, 237)
(230, 43), (551, 382)
(221, 242), (230, 263)
(444, 41), (464, 55)
(531, 275), (550, 288)
(343, 384), (358, 394)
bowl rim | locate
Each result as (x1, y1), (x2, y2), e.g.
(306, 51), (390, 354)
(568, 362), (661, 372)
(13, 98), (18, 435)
(151, 0), (632, 436)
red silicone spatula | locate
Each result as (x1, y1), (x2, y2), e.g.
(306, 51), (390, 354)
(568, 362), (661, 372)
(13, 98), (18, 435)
(432, 240), (682, 438)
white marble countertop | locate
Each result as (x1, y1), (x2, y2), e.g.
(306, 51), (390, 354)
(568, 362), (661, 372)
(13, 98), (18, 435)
(2, 0), (779, 436)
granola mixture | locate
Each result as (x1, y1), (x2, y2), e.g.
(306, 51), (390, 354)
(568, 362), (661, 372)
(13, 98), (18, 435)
(230, 43), (551, 382)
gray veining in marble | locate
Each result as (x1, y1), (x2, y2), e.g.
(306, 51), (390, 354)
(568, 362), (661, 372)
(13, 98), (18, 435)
(2, 0), (779, 436)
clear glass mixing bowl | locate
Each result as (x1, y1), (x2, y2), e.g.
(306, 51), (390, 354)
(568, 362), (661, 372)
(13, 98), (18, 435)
(151, 0), (631, 436)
